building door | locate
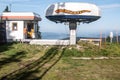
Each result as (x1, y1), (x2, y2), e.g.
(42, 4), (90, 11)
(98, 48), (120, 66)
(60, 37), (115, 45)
(0, 22), (6, 44)
(27, 23), (34, 39)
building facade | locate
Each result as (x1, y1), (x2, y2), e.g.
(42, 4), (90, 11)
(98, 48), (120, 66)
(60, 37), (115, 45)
(0, 12), (41, 42)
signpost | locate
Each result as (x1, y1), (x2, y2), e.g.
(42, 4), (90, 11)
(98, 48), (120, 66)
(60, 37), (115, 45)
(109, 32), (113, 43)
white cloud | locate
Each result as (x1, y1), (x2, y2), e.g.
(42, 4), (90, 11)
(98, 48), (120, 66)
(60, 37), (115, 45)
(99, 4), (120, 9)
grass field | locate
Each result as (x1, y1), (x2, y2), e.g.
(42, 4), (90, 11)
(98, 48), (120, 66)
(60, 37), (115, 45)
(0, 42), (120, 80)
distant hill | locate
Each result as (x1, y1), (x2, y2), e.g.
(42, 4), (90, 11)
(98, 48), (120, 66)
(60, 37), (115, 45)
(41, 32), (120, 43)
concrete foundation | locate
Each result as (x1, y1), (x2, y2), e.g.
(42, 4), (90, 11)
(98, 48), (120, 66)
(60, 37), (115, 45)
(69, 22), (77, 45)
(29, 39), (70, 45)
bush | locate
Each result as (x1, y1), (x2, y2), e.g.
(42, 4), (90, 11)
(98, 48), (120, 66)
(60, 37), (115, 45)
(106, 36), (110, 42)
(63, 42), (120, 57)
(63, 48), (81, 57)
(100, 49), (109, 56)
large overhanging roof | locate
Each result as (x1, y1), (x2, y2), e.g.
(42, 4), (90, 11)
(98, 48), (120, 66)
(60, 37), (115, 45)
(46, 15), (100, 23)
(0, 12), (41, 21)
(46, 2), (101, 23)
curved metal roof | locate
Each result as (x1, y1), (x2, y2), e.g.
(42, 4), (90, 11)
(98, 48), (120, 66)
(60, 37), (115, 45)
(46, 2), (101, 23)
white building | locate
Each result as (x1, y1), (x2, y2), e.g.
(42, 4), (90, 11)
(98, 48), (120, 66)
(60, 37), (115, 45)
(0, 12), (41, 42)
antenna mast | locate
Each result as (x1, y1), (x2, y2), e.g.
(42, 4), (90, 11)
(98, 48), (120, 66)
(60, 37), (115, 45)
(9, 4), (12, 12)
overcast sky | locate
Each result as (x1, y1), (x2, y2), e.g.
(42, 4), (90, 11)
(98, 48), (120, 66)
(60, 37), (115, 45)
(0, 0), (120, 35)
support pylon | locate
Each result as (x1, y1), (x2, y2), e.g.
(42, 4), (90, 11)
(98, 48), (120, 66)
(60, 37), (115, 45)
(69, 22), (77, 45)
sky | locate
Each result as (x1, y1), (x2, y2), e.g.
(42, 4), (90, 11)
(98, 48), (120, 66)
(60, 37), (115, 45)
(0, 0), (120, 35)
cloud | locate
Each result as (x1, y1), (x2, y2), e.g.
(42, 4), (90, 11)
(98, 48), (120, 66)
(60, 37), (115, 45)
(99, 4), (120, 9)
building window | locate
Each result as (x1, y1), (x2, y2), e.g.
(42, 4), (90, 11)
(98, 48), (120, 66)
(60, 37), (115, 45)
(12, 23), (17, 31)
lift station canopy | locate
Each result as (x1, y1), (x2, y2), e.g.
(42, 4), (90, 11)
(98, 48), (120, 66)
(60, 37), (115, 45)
(45, 2), (101, 45)
(46, 2), (100, 23)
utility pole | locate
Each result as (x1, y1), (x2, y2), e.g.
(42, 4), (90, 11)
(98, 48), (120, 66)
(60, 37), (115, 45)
(99, 31), (102, 48)
(104, 32), (106, 47)
(116, 30), (119, 44)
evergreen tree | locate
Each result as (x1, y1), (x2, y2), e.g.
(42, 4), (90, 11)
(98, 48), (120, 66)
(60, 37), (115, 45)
(3, 6), (10, 12)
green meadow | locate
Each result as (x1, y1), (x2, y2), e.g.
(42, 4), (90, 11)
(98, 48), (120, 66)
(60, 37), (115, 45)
(0, 42), (120, 80)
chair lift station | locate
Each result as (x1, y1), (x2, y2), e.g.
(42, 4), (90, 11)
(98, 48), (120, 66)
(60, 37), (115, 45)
(46, 2), (101, 45)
